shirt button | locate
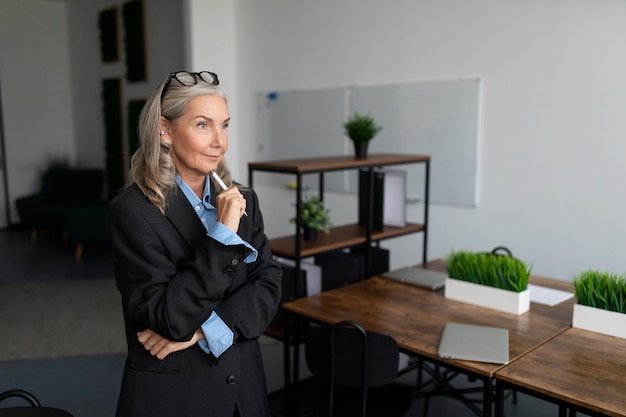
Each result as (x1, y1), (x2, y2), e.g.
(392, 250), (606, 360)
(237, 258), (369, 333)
(227, 375), (236, 385)
(230, 258), (239, 266)
(195, 205), (201, 211)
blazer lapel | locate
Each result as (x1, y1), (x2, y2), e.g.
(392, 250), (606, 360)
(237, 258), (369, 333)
(166, 187), (207, 249)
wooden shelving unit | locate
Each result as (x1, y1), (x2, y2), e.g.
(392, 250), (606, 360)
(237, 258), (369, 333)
(249, 153), (431, 268)
(248, 153), (431, 393)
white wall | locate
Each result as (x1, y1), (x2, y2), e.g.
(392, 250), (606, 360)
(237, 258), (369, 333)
(0, 0), (74, 223)
(187, 0), (626, 280)
(67, 0), (185, 170)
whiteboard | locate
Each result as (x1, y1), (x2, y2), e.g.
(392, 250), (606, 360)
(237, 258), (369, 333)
(255, 88), (347, 191)
(351, 80), (480, 206)
(255, 79), (480, 206)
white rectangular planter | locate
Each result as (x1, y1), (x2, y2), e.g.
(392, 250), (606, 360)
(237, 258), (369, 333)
(572, 303), (626, 339)
(444, 277), (530, 315)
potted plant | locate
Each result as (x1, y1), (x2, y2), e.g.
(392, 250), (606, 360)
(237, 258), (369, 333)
(445, 249), (532, 315)
(572, 270), (626, 339)
(343, 112), (383, 158)
(289, 195), (332, 241)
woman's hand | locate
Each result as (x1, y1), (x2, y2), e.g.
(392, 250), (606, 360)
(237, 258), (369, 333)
(216, 186), (246, 232)
(137, 328), (205, 360)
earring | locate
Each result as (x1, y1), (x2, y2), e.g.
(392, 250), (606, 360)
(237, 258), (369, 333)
(160, 130), (165, 136)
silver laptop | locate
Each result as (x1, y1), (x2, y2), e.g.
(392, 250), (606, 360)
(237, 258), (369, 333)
(437, 322), (509, 364)
(382, 266), (447, 291)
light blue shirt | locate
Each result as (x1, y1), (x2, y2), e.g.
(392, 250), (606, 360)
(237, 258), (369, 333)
(176, 174), (257, 357)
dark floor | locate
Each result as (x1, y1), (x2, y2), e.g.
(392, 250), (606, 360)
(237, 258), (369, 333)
(0, 227), (121, 416)
(0, 226), (114, 283)
(0, 227), (573, 417)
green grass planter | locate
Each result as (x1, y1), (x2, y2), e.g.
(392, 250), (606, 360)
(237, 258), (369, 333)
(572, 270), (626, 339)
(445, 250), (532, 315)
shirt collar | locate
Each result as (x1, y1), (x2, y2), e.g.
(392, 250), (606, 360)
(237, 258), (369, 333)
(175, 173), (214, 210)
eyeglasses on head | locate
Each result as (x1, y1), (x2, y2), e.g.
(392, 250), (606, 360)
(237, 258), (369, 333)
(160, 71), (219, 102)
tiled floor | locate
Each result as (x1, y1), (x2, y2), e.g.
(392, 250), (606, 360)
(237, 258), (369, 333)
(0, 227), (574, 417)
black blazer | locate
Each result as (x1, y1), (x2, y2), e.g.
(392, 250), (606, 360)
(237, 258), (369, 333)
(106, 183), (282, 417)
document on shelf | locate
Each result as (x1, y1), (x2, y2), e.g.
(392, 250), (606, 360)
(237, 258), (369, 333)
(528, 284), (574, 307)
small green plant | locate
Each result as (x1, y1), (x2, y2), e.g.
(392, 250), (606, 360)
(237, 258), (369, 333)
(289, 195), (332, 233)
(574, 270), (626, 314)
(446, 250), (531, 292)
(343, 112), (383, 143)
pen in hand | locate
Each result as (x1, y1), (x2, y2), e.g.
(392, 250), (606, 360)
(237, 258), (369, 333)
(210, 171), (248, 217)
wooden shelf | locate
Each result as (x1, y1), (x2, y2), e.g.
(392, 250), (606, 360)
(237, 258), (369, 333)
(249, 152), (430, 290)
(249, 153), (430, 174)
(269, 223), (425, 259)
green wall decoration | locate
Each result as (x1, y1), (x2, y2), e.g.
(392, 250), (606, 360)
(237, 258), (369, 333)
(128, 99), (147, 155)
(122, 0), (147, 82)
(97, 7), (119, 63)
(102, 78), (125, 197)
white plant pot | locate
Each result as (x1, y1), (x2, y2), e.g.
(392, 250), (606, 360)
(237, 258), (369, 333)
(444, 277), (530, 315)
(572, 303), (626, 339)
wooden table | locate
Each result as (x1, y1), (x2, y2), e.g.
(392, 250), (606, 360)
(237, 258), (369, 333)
(495, 327), (626, 417)
(282, 260), (576, 417)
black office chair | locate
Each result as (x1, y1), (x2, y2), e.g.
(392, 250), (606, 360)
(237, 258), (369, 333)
(0, 389), (73, 417)
(303, 320), (414, 417)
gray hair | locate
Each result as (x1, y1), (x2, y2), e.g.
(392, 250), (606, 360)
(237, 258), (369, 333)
(129, 73), (234, 214)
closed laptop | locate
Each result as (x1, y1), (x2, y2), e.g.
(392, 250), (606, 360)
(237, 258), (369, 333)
(437, 322), (509, 364)
(382, 266), (447, 291)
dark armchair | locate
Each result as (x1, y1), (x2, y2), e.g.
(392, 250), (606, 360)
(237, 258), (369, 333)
(15, 167), (106, 245)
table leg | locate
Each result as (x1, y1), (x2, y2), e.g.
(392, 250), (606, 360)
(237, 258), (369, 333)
(483, 378), (493, 417)
(494, 381), (505, 417)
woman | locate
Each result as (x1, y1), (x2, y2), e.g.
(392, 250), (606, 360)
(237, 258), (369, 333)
(106, 71), (282, 417)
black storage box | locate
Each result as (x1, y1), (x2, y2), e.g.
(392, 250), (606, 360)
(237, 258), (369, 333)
(315, 246), (390, 291)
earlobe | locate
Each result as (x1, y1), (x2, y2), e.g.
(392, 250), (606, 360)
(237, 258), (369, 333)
(159, 116), (170, 137)
(159, 128), (171, 146)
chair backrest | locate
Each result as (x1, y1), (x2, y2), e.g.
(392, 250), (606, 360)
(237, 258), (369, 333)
(305, 321), (400, 417)
(39, 167), (105, 206)
(0, 389), (40, 407)
(0, 389), (74, 417)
